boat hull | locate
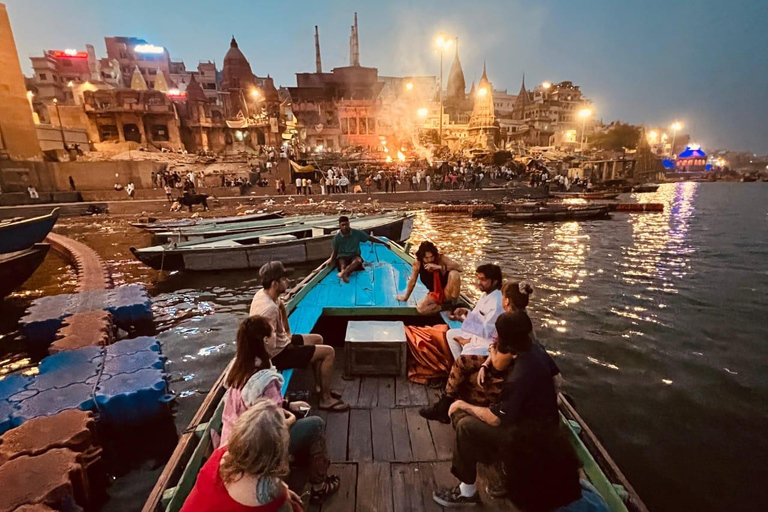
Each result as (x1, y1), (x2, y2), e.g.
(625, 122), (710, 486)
(497, 206), (611, 222)
(632, 184), (660, 193)
(131, 211), (284, 232)
(132, 215), (414, 272)
(551, 192), (620, 200)
(0, 208), (59, 254)
(0, 243), (50, 297)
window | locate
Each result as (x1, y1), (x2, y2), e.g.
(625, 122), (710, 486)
(359, 117), (367, 135)
(367, 118), (375, 134)
(151, 125), (169, 141)
(341, 118), (349, 134)
(39, 73), (47, 80)
(98, 124), (119, 141)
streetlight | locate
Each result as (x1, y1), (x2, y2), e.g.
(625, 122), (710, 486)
(670, 121), (683, 158)
(648, 130), (658, 144)
(435, 34), (453, 146)
(405, 81), (414, 91)
(417, 107), (428, 118)
(578, 108), (592, 152)
(542, 81), (552, 89)
(52, 98), (67, 150)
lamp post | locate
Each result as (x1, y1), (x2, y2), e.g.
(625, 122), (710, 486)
(435, 35), (453, 146)
(578, 108), (592, 152)
(52, 98), (67, 150)
(670, 121), (682, 158)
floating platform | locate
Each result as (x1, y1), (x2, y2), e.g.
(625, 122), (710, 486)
(0, 337), (169, 435)
(19, 284), (152, 347)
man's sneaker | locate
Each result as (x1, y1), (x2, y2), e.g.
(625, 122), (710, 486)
(419, 395), (453, 423)
(433, 486), (481, 507)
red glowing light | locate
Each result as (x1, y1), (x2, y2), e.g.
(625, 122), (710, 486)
(166, 89), (187, 99)
(51, 50), (88, 59)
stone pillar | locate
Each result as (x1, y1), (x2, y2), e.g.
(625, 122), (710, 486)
(0, 3), (42, 160)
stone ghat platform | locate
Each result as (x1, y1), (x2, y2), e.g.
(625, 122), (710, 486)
(0, 336), (169, 435)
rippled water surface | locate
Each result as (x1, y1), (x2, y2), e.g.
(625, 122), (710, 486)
(1, 182), (767, 512)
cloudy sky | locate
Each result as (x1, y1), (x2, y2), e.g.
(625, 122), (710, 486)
(5, 0), (768, 152)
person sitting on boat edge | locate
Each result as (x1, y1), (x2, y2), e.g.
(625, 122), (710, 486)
(396, 241), (462, 314)
(327, 215), (390, 283)
(250, 261), (349, 412)
(445, 264), (504, 359)
(179, 399), (303, 512)
(221, 317), (340, 504)
(502, 423), (611, 512)
(433, 311), (559, 507)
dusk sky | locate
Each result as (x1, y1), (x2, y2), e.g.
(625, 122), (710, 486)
(5, 0), (768, 153)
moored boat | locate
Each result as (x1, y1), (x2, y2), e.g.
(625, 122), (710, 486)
(153, 214), (328, 243)
(551, 191), (620, 200)
(142, 240), (648, 512)
(0, 208), (59, 255)
(130, 213), (415, 272)
(493, 205), (611, 221)
(631, 184), (660, 193)
(0, 243), (50, 298)
(130, 211), (284, 232)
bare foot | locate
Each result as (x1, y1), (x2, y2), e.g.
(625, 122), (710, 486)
(337, 271), (344, 279)
(341, 273), (350, 283)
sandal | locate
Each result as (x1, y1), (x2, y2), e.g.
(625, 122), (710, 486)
(315, 388), (343, 400)
(318, 399), (349, 412)
(310, 475), (341, 504)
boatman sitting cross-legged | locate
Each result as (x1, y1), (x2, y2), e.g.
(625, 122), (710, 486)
(250, 261), (349, 412)
(327, 215), (390, 283)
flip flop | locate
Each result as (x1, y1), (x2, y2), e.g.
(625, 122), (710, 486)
(318, 399), (349, 412)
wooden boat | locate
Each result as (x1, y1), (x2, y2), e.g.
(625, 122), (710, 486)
(631, 184), (660, 193)
(153, 214), (328, 243)
(142, 240), (649, 512)
(0, 243), (50, 298)
(551, 191), (620, 200)
(494, 205), (611, 222)
(130, 213), (415, 272)
(130, 211), (284, 232)
(0, 208), (59, 255)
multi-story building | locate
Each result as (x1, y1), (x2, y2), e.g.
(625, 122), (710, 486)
(169, 60), (219, 103)
(493, 89), (517, 117)
(29, 46), (100, 103)
(103, 37), (171, 91)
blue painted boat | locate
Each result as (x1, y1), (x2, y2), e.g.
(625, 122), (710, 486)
(0, 208), (59, 254)
(144, 241), (649, 512)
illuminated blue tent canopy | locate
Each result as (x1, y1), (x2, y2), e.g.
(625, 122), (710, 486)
(678, 145), (706, 159)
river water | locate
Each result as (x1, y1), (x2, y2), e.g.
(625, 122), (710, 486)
(1, 182), (766, 512)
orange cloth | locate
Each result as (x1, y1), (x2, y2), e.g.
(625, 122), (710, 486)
(428, 270), (446, 304)
(405, 324), (453, 384)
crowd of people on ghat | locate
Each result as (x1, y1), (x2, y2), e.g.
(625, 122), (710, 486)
(180, 219), (612, 511)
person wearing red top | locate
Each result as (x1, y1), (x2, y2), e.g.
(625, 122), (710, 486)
(180, 400), (303, 512)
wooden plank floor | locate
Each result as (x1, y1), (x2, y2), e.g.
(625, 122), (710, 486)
(287, 359), (517, 511)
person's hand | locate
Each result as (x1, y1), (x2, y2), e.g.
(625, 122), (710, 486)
(424, 263), (441, 272)
(396, 294), (408, 302)
(477, 365), (487, 388)
(449, 307), (468, 321)
(283, 410), (296, 428)
(286, 488), (304, 509)
(448, 400), (466, 417)
(455, 336), (470, 346)
(288, 401), (310, 414)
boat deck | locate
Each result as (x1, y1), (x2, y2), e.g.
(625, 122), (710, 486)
(286, 362), (517, 512)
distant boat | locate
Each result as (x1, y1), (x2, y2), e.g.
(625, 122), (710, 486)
(0, 244), (50, 298)
(0, 208), (59, 255)
(741, 175), (757, 182)
(130, 213), (415, 272)
(130, 211), (284, 232)
(550, 191), (620, 200)
(493, 205), (611, 222)
(153, 214), (328, 243)
(632, 184), (660, 193)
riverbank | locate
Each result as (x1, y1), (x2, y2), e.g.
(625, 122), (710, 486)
(0, 186), (548, 220)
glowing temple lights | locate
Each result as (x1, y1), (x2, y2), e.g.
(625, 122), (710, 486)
(477, 87), (488, 97)
(578, 108), (593, 119)
(417, 107), (428, 118)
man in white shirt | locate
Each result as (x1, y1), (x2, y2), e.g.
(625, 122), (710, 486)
(446, 264), (504, 359)
(250, 261), (349, 412)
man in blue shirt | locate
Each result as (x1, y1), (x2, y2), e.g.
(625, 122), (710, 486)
(327, 216), (390, 282)
(433, 310), (559, 507)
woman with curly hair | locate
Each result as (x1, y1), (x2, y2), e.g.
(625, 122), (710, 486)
(397, 240), (463, 315)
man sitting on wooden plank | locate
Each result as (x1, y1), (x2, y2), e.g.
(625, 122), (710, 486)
(250, 261), (349, 412)
(433, 311), (559, 507)
(326, 215), (390, 283)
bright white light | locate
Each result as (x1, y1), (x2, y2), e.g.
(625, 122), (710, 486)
(134, 44), (165, 54)
(417, 107), (428, 117)
(542, 81), (551, 89)
(477, 87), (488, 97)
(64, 49), (78, 56)
(578, 108), (592, 118)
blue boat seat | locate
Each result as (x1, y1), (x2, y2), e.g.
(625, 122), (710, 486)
(440, 311), (463, 330)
